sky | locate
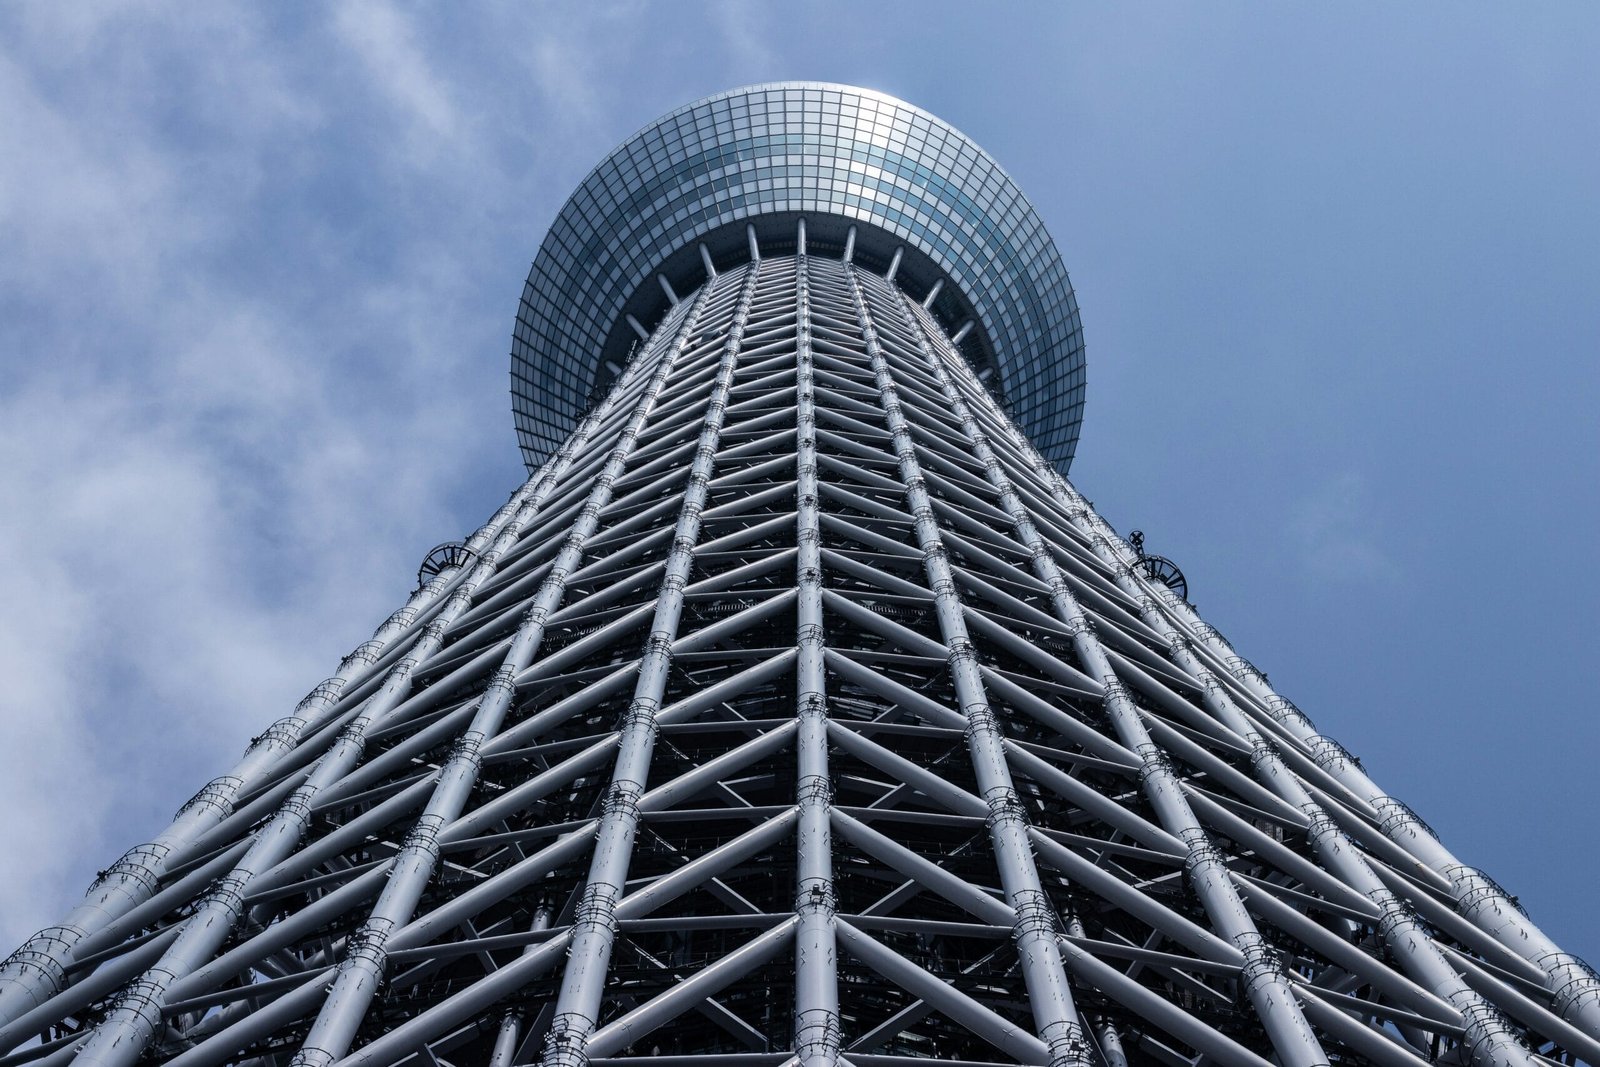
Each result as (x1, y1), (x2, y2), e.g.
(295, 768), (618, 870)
(0, 3), (1595, 967)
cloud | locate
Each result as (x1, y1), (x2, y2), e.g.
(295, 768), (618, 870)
(528, 31), (606, 127)
(712, 0), (779, 76)
(333, 0), (463, 155)
(0, 6), (517, 949)
(1289, 470), (1404, 586)
(0, 52), (188, 310)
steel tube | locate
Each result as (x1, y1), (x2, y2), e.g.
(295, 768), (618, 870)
(9, 233), (1586, 1067)
(1054, 937), (1275, 1067)
(791, 246), (842, 1067)
(488, 907), (555, 1067)
(65, 320), (701, 1067)
(1292, 990), (1433, 1067)
(1065, 916), (1130, 1067)
(585, 917), (797, 1058)
(1012, 416), (1546, 1067)
(891, 286), (1328, 1067)
(1206, 626), (1600, 1036)
(0, 428), (591, 1026)
(844, 263), (1090, 1067)
(828, 809), (1015, 928)
(537, 261), (763, 1067)
(286, 249), (724, 1067)
(835, 921), (1050, 1066)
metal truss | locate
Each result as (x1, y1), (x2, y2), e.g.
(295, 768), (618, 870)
(1, 233), (1596, 1067)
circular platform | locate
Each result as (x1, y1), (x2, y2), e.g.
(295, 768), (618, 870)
(512, 82), (1085, 473)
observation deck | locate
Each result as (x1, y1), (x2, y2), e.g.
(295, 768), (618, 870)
(512, 81), (1086, 474)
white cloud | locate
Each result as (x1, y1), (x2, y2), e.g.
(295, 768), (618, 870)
(0, 52), (190, 309)
(334, 0), (464, 156)
(0, 6), (518, 949)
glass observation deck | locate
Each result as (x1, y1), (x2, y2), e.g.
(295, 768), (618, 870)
(511, 81), (1086, 475)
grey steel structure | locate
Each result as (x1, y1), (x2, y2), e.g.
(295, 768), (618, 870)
(0, 82), (1593, 1067)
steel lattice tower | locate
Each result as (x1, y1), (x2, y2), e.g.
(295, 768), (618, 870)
(1, 83), (1594, 1067)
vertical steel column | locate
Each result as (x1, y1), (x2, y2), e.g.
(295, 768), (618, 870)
(538, 260), (763, 1067)
(287, 282), (719, 1067)
(0, 440), (587, 1027)
(843, 265), (1090, 1067)
(892, 291), (1330, 1067)
(1012, 433), (1544, 1067)
(792, 231), (840, 1067)
(67, 340), (675, 1067)
(1064, 916), (1129, 1067)
(488, 906), (554, 1067)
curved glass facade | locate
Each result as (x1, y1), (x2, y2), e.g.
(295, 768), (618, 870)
(512, 82), (1086, 474)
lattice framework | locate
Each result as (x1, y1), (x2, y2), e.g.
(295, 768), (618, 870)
(0, 241), (1594, 1067)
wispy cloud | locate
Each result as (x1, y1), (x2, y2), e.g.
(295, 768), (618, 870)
(712, 0), (779, 76)
(334, 0), (463, 154)
(0, 0), (1595, 985)
(0, 5), (519, 947)
(1290, 470), (1404, 586)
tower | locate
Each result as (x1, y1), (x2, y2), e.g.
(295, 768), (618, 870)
(1, 79), (1594, 1067)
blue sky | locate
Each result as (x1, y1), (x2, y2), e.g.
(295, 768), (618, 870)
(1, 4), (1594, 965)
